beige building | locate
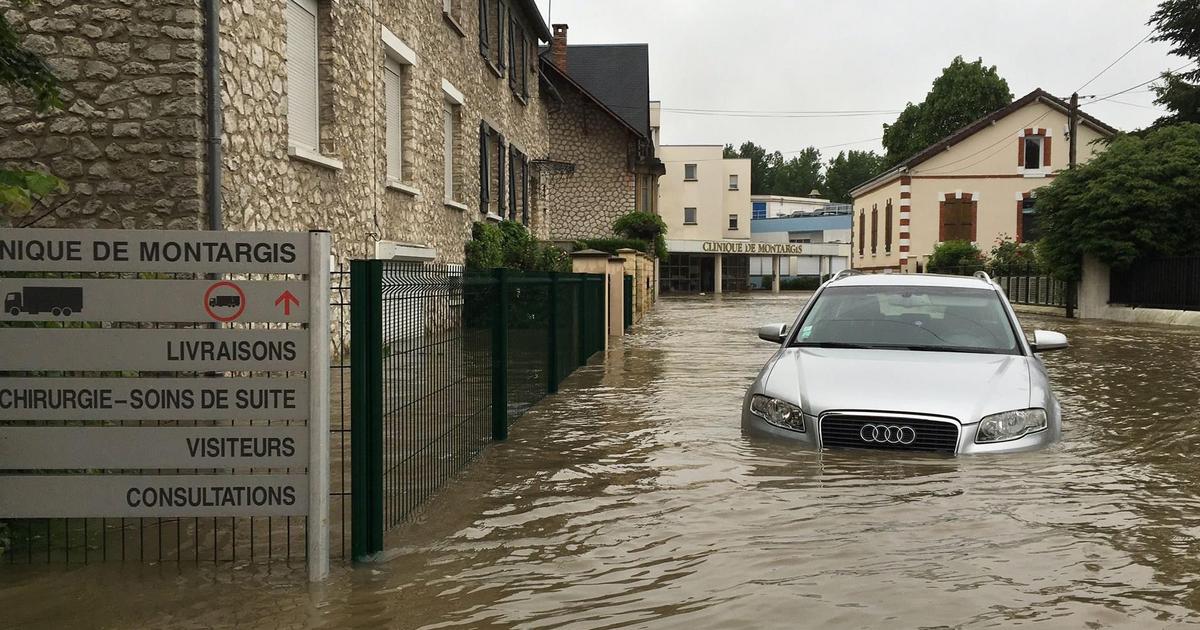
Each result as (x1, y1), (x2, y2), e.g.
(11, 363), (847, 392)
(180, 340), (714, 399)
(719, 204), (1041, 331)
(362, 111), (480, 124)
(657, 144), (763, 292)
(850, 89), (1116, 272)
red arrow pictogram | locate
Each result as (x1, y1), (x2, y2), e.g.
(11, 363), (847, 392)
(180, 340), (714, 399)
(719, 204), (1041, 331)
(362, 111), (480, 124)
(275, 290), (300, 316)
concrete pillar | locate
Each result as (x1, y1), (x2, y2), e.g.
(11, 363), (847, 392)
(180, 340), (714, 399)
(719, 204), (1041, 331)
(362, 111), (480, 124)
(617, 248), (639, 323)
(713, 254), (723, 294)
(771, 256), (781, 294)
(607, 257), (625, 337)
(1077, 254), (1110, 320)
(571, 249), (612, 351)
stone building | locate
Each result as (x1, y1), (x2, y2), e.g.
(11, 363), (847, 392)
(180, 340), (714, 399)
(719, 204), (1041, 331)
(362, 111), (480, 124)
(540, 24), (664, 244)
(0, 0), (560, 263)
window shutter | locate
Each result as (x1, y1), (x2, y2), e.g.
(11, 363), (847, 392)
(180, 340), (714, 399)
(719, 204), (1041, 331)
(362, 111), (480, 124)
(507, 17), (516, 88)
(870, 205), (878, 254)
(286, 0), (320, 151)
(858, 211), (865, 255)
(521, 155), (529, 225)
(478, 0), (489, 55)
(520, 33), (529, 97)
(885, 201), (893, 252)
(497, 136), (506, 218)
(384, 60), (402, 181)
(507, 146), (517, 220)
(479, 122), (489, 213)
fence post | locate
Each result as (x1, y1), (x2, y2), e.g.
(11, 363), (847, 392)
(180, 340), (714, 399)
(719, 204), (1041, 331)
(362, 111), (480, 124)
(491, 267), (509, 441)
(547, 271), (559, 394)
(350, 259), (384, 561)
(1066, 279), (1076, 318)
(577, 276), (587, 363)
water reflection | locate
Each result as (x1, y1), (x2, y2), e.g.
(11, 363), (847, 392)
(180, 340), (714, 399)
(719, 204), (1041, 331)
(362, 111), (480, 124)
(4, 294), (1200, 628)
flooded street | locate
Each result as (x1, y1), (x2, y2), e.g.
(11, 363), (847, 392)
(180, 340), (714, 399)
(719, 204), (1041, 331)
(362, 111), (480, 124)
(5, 294), (1200, 628)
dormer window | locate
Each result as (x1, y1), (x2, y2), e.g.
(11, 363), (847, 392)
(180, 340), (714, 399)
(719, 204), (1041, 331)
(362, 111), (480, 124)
(1018, 128), (1051, 173)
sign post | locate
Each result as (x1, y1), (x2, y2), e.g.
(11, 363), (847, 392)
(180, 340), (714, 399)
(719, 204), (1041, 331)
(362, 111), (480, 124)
(0, 227), (331, 582)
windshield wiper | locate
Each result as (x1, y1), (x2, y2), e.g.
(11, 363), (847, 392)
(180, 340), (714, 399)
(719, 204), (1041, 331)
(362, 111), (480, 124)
(794, 342), (1008, 354)
(793, 341), (889, 349)
(890, 345), (1008, 354)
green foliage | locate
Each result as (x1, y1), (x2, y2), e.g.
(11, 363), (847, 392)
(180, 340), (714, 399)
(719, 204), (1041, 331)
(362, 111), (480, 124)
(824, 150), (884, 203)
(574, 237), (651, 256)
(780, 276), (822, 291)
(1035, 124), (1200, 279)
(724, 141), (826, 197)
(1, 3), (66, 221)
(985, 237), (1043, 275)
(0, 169), (65, 218)
(1149, 0), (1200, 126)
(926, 240), (984, 273)
(882, 56), (1013, 167)
(464, 220), (570, 272)
(612, 211), (668, 259)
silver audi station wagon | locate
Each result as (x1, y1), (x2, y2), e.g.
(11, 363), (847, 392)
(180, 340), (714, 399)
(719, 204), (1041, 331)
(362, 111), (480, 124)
(743, 270), (1067, 455)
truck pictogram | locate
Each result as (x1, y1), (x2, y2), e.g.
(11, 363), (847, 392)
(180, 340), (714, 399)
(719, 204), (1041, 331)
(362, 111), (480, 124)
(4, 286), (83, 317)
(208, 295), (242, 308)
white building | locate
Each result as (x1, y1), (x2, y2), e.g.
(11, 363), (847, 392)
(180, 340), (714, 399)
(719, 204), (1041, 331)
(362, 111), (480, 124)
(751, 194), (832, 219)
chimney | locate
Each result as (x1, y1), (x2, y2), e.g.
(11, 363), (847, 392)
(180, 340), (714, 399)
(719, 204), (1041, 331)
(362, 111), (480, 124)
(550, 23), (568, 71)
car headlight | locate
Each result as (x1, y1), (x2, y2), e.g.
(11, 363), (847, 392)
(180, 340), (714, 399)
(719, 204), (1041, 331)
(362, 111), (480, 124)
(750, 394), (805, 432)
(974, 408), (1047, 443)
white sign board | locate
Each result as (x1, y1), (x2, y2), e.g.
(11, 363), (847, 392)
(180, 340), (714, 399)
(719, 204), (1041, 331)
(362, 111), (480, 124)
(0, 278), (309, 323)
(0, 378), (309, 421)
(0, 227), (331, 581)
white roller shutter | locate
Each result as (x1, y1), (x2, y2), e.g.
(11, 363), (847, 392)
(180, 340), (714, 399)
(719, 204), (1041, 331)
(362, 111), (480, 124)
(384, 59), (402, 181)
(287, 0), (320, 152)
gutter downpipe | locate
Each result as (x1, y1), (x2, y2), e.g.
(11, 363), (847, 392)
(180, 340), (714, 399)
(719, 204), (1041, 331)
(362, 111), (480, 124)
(204, 0), (223, 231)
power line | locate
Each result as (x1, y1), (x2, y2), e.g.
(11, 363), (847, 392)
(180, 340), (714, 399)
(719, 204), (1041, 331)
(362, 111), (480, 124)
(1076, 30), (1154, 93)
(661, 109), (902, 119)
(663, 106), (902, 115)
(781, 137), (884, 154)
(1085, 60), (1198, 104)
(918, 110), (1052, 175)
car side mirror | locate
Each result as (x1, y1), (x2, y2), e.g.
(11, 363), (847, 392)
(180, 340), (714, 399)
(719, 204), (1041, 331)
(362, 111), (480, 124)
(1031, 329), (1068, 353)
(757, 323), (788, 344)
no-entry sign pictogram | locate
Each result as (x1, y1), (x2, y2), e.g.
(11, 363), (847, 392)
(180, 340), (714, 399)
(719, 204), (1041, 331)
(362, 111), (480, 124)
(204, 280), (247, 322)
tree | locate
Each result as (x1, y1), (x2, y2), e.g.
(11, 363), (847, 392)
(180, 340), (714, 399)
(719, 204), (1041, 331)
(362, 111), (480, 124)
(0, 1), (65, 221)
(724, 141), (781, 194)
(1148, 0), (1200, 126)
(613, 210), (668, 259)
(1035, 124), (1200, 279)
(881, 56), (1013, 167)
(925, 240), (984, 273)
(824, 150), (884, 203)
(771, 148), (824, 197)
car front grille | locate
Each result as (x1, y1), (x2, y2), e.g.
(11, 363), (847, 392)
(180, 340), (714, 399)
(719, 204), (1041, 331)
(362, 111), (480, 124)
(819, 415), (959, 454)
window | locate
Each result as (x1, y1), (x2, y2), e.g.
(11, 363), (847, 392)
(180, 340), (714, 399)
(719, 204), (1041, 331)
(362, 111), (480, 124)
(752, 201), (766, 220)
(1023, 136), (1042, 169)
(684, 164), (697, 181)
(939, 199), (976, 242)
(870, 204), (878, 254)
(286, 0), (320, 153)
(508, 146), (530, 224)
(383, 58), (402, 182)
(478, 0), (505, 72)
(479, 121), (491, 213)
(728, 214), (739, 230)
(1020, 197), (1040, 242)
(684, 207), (697, 225)
(884, 200), (893, 253)
(442, 79), (464, 204)
(479, 122), (508, 217)
(478, 0), (489, 57)
(442, 0), (465, 35)
(507, 19), (529, 99)
(443, 101), (457, 201)
(728, 174), (739, 190)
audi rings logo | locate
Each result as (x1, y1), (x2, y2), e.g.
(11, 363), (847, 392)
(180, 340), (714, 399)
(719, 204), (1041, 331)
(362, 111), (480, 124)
(859, 424), (917, 445)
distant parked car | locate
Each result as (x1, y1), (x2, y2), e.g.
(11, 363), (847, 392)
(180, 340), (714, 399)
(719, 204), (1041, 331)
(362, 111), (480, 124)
(743, 270), (1067, 454)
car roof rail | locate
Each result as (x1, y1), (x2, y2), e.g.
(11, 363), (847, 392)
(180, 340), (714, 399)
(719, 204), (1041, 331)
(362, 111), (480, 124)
(973, 270), (993, 283)
(832, 269), (862, 281)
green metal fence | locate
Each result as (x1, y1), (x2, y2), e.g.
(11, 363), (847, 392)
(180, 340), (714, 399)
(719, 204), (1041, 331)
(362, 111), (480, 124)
(623, 274), (633, 330)
(350, 263), (604, 560)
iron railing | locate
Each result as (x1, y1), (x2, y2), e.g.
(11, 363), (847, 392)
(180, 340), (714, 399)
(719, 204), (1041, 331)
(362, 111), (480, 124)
(1110, 256), (1200, 311)
(931, 264), (1072, 309)
(623, 274), (633, 330)
(350, 264), (604, 560)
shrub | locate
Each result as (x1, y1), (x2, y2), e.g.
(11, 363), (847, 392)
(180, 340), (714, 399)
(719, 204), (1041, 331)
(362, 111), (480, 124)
(926, 240), (984, 274)
(780, 276), (822, 290)
(574, 237), (652, 256)
(986, 236), (1043, 275)
(613, 211), (669, 259)
(465, 220), (570, 272)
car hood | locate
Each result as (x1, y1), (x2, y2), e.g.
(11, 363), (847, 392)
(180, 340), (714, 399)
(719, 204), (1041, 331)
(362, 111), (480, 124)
(761, 347), (1032, 424)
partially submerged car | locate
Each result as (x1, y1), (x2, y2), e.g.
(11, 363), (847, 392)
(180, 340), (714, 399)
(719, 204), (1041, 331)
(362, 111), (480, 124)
(743, 270), (1067, 455)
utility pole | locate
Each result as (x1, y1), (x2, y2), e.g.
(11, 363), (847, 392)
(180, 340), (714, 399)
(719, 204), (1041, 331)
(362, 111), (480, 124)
(1068, 92), (1079, 169)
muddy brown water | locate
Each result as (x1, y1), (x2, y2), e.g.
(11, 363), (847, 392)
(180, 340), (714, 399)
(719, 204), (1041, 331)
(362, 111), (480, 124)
(4, 294), (1200, 628)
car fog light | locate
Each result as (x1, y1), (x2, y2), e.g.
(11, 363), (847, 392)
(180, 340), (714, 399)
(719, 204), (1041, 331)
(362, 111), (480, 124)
(751, 394), (805, 432)
(975, 408), (1047, 443)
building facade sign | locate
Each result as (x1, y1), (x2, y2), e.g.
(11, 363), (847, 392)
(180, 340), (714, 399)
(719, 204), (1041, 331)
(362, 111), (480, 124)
(666, 239), (805, 255)
(0, 227), (331, 581)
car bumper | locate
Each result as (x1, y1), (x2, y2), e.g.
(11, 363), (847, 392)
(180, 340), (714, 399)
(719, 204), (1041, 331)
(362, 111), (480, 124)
(741, 405), (1060, 455)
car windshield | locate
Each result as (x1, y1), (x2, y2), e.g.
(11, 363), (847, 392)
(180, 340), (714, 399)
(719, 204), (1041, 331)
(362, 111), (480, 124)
(791, 284), (1021, 354)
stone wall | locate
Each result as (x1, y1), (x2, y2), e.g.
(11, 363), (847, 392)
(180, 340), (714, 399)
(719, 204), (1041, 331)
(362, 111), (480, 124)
(0, 0), (205, 230)
(546, 83), (635, 242)
(2, 0), (553, 265)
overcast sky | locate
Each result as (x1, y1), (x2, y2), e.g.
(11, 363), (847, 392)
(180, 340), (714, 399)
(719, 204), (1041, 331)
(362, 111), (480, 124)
(533, 0), (1184, 159)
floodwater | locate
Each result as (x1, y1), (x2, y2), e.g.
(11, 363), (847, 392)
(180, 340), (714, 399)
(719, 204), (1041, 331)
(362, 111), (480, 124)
(5, 294), (1200, 628)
